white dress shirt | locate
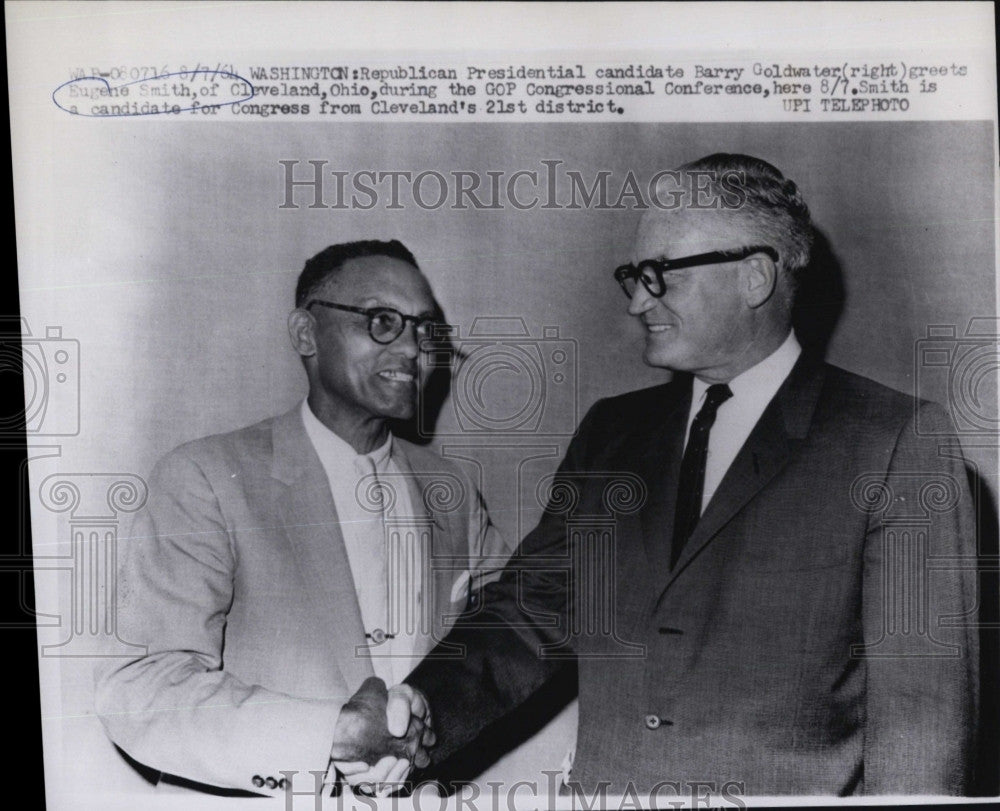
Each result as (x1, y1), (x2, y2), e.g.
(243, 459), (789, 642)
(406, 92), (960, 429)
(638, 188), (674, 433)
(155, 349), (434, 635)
(300, 400), (429, 686)
(686, 331), (802, 513)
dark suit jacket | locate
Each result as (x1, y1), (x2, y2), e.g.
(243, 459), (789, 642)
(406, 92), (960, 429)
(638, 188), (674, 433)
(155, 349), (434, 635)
(408, 355), (980, 795)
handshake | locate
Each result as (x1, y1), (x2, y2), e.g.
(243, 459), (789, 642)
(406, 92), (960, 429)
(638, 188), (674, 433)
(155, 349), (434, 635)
(330, 677), (435, 794)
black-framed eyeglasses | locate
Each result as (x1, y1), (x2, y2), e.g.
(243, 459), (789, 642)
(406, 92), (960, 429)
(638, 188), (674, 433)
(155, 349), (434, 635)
(306, 299), (450, 349)
(613, 245), (779, 299)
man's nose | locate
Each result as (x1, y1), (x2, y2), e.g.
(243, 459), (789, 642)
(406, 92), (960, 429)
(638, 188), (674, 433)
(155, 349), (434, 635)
(627, 284), (657, 316)
(391, 323), (420, 358)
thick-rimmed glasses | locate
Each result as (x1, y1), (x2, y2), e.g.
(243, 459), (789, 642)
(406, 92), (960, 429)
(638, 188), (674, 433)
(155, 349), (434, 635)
(614, 245), (779, 299)
(306, 299), (449, 349)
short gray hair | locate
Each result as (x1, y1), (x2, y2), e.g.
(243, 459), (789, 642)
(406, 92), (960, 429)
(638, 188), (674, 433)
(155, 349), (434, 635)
(676, 153), (814, 283)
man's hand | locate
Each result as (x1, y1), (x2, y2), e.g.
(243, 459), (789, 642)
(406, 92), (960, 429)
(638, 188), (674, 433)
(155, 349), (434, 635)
(331, 678), (435, 794)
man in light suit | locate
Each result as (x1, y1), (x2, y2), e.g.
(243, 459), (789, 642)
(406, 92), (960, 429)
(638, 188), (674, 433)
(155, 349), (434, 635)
(376, 155), (980, 796)
(95, 240), (508, 796)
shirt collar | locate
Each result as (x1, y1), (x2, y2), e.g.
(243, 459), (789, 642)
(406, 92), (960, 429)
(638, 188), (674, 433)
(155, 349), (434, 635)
(691, 330), (802, 408)
(300, 399), (393, 473)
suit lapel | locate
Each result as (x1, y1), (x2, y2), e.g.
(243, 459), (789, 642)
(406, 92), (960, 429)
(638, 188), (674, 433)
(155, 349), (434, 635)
(666, 402), (791, 581)
(271, 407), (374, 688)
(660, 354), (826, 592)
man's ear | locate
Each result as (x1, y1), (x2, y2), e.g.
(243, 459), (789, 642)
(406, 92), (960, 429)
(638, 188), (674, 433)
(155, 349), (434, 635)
(287, 308), (317, 357)
(743, 253), (778, 309)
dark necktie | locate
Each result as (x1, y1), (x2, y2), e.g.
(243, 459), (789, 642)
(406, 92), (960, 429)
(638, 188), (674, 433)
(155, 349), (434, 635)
(671, 383), (733, 568)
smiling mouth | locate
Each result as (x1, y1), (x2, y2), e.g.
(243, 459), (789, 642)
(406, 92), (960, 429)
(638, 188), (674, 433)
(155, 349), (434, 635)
(378, 370), (415, 383)
(645, 324), (675, 333)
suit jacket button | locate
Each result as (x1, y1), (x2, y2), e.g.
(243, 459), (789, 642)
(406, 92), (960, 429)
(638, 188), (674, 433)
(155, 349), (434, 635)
(252, 775), (265, 788)
(265, 776), (278, 789)
(644, 714), (661, 730)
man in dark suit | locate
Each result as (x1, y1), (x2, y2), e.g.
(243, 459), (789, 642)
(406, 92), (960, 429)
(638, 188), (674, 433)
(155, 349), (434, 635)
(370, 154), (980, 797)
(95, 240), (507, 796)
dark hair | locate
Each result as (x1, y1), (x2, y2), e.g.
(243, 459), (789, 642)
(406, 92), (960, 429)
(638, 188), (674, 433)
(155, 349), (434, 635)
(677, 153), (814, 279)
(294, 240), (419, 308)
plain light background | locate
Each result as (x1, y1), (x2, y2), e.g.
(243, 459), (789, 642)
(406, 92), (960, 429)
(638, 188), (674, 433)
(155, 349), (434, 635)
(19, 120), (997, 798)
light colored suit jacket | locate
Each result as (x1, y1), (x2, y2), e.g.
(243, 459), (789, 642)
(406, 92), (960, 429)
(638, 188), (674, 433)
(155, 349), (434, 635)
(95, 406), (508, 795)
(409, 356), (980, 795)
